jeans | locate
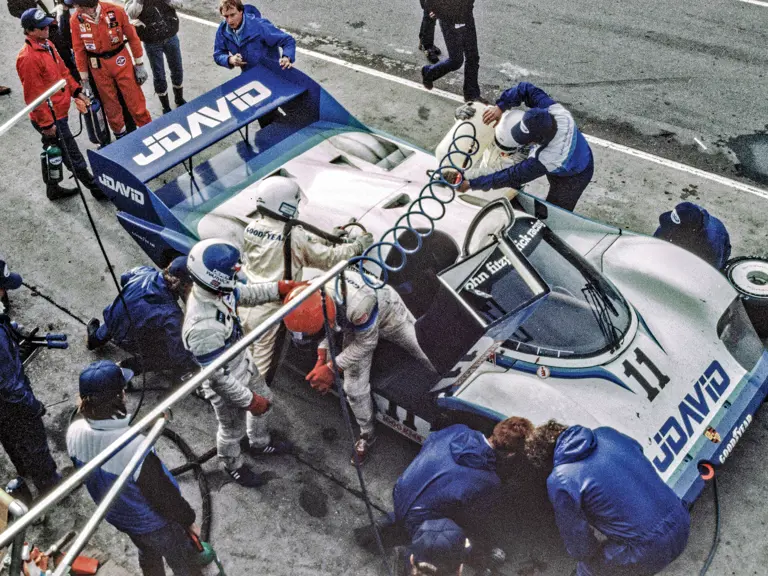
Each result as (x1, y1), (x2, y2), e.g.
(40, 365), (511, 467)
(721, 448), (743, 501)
(422, 13), (480, 101)
(128, 522), (202, 576)
(545, 157), (595, 212)
(418, 0), (436, 49)
(35, 118), (88, 177)
(145, 35), (184, 95)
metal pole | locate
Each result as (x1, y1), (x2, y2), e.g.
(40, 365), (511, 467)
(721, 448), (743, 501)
(52, 416), (169, 576)
(0, 492), (29, 576)
(0, 80), (66, 138)
(0, 260), (349, 548)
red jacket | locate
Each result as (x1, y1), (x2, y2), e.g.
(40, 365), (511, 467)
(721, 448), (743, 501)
(16, 39), (80, 129)
(70, 3), (144, 75)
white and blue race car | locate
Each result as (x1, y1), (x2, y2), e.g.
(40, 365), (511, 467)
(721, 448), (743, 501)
(89, 62), (768, 505)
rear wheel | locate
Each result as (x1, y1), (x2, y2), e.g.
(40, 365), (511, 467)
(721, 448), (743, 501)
(725, 256), (768, 338)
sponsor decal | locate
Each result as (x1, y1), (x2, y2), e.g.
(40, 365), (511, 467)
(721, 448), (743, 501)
(129, 231), (156, 249)
(719, 414), (752, 464)
(244, 226), (283, 242)
(79, 24), (87, 32)
(519, 119), (529, 134)
(115, 55), (126, 67)
(537, 365), (551, 379)
(85, 43), (96, 51)
(704, 427), (721, 444)
(132, 80), (273, 166)
(34, 9), (45, 19)
(649, 360), (731, 473)
(97, 173), (145, 205)
(671, 209), (681, 225)
(379, 412), (424, 444)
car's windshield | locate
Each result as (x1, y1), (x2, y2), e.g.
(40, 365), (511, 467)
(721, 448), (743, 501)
(466, 216), (631, 359)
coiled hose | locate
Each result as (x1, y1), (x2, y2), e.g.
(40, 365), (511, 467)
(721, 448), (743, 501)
(348, 121), (481, 290)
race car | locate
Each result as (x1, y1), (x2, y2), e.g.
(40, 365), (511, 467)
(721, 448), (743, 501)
(89, 61), (768, 505)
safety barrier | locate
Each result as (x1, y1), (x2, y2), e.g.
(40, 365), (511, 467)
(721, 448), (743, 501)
(0, 79), (66, 139)
(0, 491), (29, 574)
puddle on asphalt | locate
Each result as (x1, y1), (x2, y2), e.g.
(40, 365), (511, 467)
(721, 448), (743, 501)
(729, 133), (768, 185)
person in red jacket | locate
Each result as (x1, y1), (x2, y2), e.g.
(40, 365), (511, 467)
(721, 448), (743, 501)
(70, 0), (151, 137)
(16, 8), (105, 201)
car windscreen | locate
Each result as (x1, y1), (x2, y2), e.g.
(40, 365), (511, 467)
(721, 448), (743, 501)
(497, 217), (632, 358)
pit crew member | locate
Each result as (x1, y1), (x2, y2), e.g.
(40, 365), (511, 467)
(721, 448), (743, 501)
(182, 239), (299, 487)
(85, 256), (197, 378)
(396, 518), (468, 576)
(526, 421), (690, 576)
(0, 259), (62, 502)
(70, 0), (152, 138)
(16, 8), (105, 201)
(654, 201), (731, 270)
(458, 82), (594, 212)
(67, 361), (203, 576)
(288, 269), (434, 464)
(240, 176), (374, 385)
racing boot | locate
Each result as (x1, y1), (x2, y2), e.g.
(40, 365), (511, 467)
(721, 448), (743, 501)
(158, 93), (172, 114)
(46, 182), (78, 201)
(76, 169), (108, 200)
(226, 464), (267, 488)
(85, 318), (102, 350)
(5, 477), (33, 508)
(241, 436), (294, 456)
(173, 86), (186, 108)
(351, 432), (377, 465)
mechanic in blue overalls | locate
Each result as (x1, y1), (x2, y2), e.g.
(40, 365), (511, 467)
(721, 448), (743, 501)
(526, 421), (690, 576)
(401, 518), (468, 576)
(86, 256), (197, 378)
(0, 259), (61, 503)
(456, 82), (594, 212)
(654, 201), (731, 270)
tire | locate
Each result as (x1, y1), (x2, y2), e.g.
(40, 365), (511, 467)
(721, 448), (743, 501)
(725, 256), (768, 338)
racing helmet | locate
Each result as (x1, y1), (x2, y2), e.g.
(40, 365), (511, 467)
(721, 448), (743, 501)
(255, 176), (303, 219)
(494, 109), (526, 152)
(283, 285), (336, 335)
(187, 238), (242, 294)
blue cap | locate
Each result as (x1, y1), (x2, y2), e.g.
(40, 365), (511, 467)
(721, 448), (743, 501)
(167, 255), (191, 283)
(0, 260), (22, 290)
(21, 8), (54, 30)
(410, 519), (467, 572)
(511, 108), (556, 145)
(79, 360), (133, 398)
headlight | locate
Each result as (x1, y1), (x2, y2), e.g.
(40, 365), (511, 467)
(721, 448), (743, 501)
(717, 297), (764, 370)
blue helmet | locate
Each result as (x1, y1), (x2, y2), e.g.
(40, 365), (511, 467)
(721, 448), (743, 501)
(187, 239), (242, 293)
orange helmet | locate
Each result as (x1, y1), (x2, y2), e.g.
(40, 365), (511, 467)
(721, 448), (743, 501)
(283, 285), (336, 335)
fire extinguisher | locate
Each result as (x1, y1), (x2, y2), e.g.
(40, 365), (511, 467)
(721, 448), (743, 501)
(40, 145), (63, 184)
(83, 98), (111, 147)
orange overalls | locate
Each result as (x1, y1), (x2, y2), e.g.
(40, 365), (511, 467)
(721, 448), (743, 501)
(70, 2), (151, 134)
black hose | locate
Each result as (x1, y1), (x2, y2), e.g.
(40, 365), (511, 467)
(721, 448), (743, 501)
(699, 475), (720, 576)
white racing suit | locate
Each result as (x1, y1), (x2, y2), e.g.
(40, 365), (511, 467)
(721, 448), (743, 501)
(240, 213), (362, 378)
(319, 270), (432, 436)
(182, 282), (279, 470)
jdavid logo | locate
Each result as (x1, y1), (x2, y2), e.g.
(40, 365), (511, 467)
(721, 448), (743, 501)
(132, 80), (273, 166)
(98, 174), (145, 205)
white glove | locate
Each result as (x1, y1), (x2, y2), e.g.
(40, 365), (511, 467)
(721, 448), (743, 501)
(353, 233), (375, 254)
(80, 76), (92, 97)
(134, 63), (148, 86)
(455, 103), (476, 121)
(332, 226), (349, 239)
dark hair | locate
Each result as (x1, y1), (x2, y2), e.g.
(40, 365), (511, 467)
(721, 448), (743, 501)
(218, 0), (243, 13)
(525, 420), (568, 473)
(77, 392), (127, 420)
(162, 267), (191, 299)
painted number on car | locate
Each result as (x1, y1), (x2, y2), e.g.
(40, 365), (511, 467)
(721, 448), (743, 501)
(622, 347), (670, 401)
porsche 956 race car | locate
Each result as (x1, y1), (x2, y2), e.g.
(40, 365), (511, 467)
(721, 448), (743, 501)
(89, 61), (768, 505)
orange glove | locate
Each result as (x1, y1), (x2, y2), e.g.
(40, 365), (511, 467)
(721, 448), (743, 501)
(306, 360), (336, 395)
(314, 348), (328, 369)
(247, 392), (271, 415)
(278, 280), (309, 298)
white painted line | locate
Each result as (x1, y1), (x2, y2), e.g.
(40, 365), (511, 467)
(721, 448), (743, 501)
(737, 0), (768, 8)
(693, 137), (707, 151)
(177, 12), (768, 202)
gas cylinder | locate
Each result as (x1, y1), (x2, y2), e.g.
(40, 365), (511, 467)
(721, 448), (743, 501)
(83, 99), (111, 146)
(40, 145), (63, 184)
(435, 102), (496, 172)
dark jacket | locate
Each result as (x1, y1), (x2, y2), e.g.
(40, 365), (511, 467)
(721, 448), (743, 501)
(128, 0), (180, 44)
(548, 426), (690, 574)
(0, 315), (44, 414)
(213, 5), (295, 71)
(393, 424), (500, 535)
(424, 0), (474, 23)
(102, 266), (195, 371)
(653, 203), (731, 270)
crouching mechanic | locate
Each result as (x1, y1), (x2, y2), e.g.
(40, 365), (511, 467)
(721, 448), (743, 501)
(240, 176), (374, 384)
(286, 269), (433, 464)
(526, 421), (690, 576)
(85, 256), (197, 377)
(67, 361), (202, 576)
(182, 239), (300, 486)
(654, 201), (731, 270)
(456, 82), (593, 212)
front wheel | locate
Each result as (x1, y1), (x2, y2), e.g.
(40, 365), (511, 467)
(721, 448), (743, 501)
(725, 256), (768, 338)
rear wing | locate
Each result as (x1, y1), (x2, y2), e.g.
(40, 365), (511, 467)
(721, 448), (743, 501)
(88, 61), (365, 256)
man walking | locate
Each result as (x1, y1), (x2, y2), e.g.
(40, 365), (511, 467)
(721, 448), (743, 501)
(125, 0), (186, 113)
(16, 8), (105, 201)
(420, 0), (480, 103)
(70, 0), (151, 138)
(67, 360), (203, 576)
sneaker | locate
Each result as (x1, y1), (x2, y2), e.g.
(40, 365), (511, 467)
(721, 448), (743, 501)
(418, 43), (441, 64)
(241, 436), (294, 456)
(226, 464), (267, 487)
(0, 86), (11, 96)
(5, 477), (33, 508)
(85, 318), (101, 350)
(420, 66), (433, 91)
(350, 433), (377, 465)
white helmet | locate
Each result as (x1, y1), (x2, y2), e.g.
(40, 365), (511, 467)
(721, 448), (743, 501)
(494, 109), (526, 152)
(187, 238), (242, 294)
(255, 176), (302, 219)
